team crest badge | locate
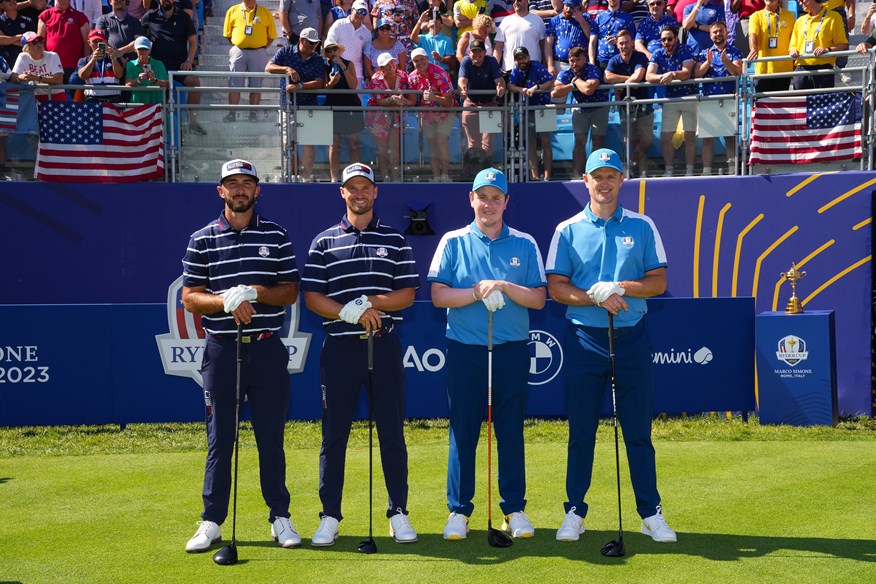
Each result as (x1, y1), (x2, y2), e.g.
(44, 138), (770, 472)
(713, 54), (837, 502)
(376, 247), (388, 257)
(485, 171), (496, 182)
(599, 151), (611, 161)
(776, 335), (809, 367)
(621, 236), (634, 247)
(510, 257), (521, 267)
(258, 246), (270, 257)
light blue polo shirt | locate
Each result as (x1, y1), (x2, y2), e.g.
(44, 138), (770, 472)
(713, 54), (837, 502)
(545, 204), (667, 328)
(428, 221), (547, 346)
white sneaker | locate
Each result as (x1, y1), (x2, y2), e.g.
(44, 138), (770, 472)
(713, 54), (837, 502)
(185, 520), (221, 553)
(271, 516), (302, 548)
(311, 515), (339, 547)
(641, 505), (677, 543)
(556, 507), (585, 541)
(443, 512), (469, 540)
(502, 511), (535, 538)
(389, 509), (418, 543)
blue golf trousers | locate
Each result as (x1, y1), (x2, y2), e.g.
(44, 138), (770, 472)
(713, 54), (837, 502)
(562, 320), (662, 520)
(200, 333), (291, 525)
(446, 339), (529, 517)
(318, 332), (409, 521)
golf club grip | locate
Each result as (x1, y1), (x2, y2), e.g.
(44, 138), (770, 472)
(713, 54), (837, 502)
(367, 328), (374, 371)
(487, 310), (494, 533)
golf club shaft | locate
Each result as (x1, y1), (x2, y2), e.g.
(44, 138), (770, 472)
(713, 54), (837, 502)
(367, 330), (374, 541)
(607, 313), (623, 537)
(487, 311), (493, 529)
(231, 322), (243, 545)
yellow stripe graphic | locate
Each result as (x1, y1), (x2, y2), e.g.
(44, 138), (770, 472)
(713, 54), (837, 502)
(752, 226), (798, 298)
(732, 214), (764, 297)
(818, 177), (876, 213)
(712, 203), (732, 297)
(770, 240), (835, 311)
(802, 256), (872, 306)
(693, 195), (705, 298)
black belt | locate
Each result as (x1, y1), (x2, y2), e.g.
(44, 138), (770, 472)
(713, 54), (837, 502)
(575, 320), (644, 339)
(211, 331), (274, 343)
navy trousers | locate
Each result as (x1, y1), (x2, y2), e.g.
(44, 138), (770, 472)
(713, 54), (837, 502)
(318, 332), (409, 521)
(200, 333), (291, 525)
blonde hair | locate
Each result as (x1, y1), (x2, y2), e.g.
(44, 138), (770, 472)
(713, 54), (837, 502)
(472, 14), (494, 32)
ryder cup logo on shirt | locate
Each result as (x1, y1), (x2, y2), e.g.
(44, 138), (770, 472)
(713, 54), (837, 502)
(528, 330), (563, 385)
(776, 335), (809, 367)
(621, 236), (634, 247)
(510, 257), (520, 267)
(258, 246), (270, 257)
(155, 276), (312, 386)
(376, 247), (388, 257)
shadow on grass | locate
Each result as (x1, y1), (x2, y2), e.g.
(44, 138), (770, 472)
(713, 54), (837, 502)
(0, 477), (11, 485)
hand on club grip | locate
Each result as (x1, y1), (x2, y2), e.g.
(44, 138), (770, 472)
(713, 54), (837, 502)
(222, 285), (257, 313)
(482, 290), (506, 312)
(339, 294), (372, 324)
(587, 281), (624, 305)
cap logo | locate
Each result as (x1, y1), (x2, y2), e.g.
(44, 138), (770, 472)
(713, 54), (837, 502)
(226, 161), (252, 172)
(599, 152), (611, 161)
(485, 171), (496, 182)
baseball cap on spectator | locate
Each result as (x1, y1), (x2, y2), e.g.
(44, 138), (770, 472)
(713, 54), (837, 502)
(410, 47), (428, 60)
(88, 29), (107, 42)
(220, 159), (260, 184)
(469, 39), (486, 51)
(472, 168), (508, 194)
(21, 31), (43, 46)
(376, 17), (392, 29)
(513, 46), (529, 58)
(134, 36), (152, 50)
(342, 162), (376, 185)
(585, 148), (624, 174)
(563, 0), (582, 7)
(300, 28), (320, 43)
(377, 52), (395, 67)
(352, 0), (368, 11)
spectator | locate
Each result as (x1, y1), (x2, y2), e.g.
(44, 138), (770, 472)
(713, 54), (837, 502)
(364, 17), (408, 78)
(12, 31), (65, 101)
(824, 0), (853, 72)
(454, 0), (490, 35)
(746, 0), (793, 93)
(550, 45), (608, 175)
(862, 2), (876, 37)
(76, 28), (125, 101)
(423, 0), (454, 38)
(594, 0), (636, 67)
(142, 0), (195, 20)
(788, 0), (847, 90)
(583, 0), (609, 14)
(409, 46), (455, 180)
(124, 35), (168, 103)
(17, 0), (46, 23)
(645, 24), (697, 176)
(546, 0), (595, 76)
(0, 52), (20, 171)
(508, 45), (554, 180)
(322, 39), (363, 182)
(623, 0), (650, 24)
(266, 26), (326, 181)
(694, 20), (741, 174)
(37, 0), (89, 83)
(280, 0), (322, 45)
(459, 38), (506, 158)
(323, 0), (359, 39)
(604, 29), (652, 176)
(366, 52), (416, 181)
(371, 0), (418, 41)
(410, 10), (455, 73)
(669, 0), (696, 23)
(325, 0), (372, 96)
(96, 0), (146, 63)
(530, 0), (561, 23)
(0, 0), (37, 70)
(457, 13), (495, 62)
(682, 0), (725, 52)
(223, 0), (276, 123)
(141, 0), (206, 134)
(494, 0), (546, 71)
(71, 0), (102, 25)
(736, 0), (763, 39)
(635, 0), (676, 58)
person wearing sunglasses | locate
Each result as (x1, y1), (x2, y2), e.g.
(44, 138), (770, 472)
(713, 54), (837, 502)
(325, 0), (372, 98)
(363, 17), (407, 78)
(634, 0), (677, 59)
(322, 40), (364, 182)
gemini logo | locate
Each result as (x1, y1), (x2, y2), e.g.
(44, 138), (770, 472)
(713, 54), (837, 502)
(528, 330), (563, 385)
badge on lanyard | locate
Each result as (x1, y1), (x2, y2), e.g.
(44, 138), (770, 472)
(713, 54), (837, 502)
(768, 36), (778, 49)
(245, 25), (253, 35)
(804, 40), (814, 54)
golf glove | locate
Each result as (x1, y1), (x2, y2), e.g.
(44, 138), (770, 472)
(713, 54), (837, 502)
(339, 295), (372, 324)
(222, 285), (257, 313)
(481, 290), (506, 312)
(587, 282), (624, 305)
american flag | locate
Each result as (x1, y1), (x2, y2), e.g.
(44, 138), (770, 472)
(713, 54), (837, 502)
(749, 92), (862, 165)
(35, 102), (164, 183)
(0, 82), (38, 135)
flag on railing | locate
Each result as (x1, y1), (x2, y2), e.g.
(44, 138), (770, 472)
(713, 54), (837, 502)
(0, 82), (38, 135)
(35, 102), (164, 182)
(749, 92), (862, 165)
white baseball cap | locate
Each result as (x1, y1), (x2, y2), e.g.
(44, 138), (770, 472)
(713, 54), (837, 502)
(377, 52), (395, 67)
(300, 27), (320, 43)
(352, 0), (368, 10)
(410, 47), (428, 60)
(342, 162), (375, 185)
(220, 159), (259, 183)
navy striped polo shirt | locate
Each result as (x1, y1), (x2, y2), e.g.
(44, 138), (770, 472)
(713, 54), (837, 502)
(301, 215), (420, 337)
(182, 212), (299, 335)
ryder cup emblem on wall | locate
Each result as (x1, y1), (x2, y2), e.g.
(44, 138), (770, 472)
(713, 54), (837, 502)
(376, 247), (388, 258)
(258, 246), (270, 257)
(776, 335), (809, 367)
(155, 276), (312, 386)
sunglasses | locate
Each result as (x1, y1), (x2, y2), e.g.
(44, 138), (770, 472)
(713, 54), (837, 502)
(302, 38), (318, 45)
(648, 1), (662, 5)
(660, 37), (675, 43)
(378, 26), (391, 31)
(354, 8), (367, 14)
(324, 46), (337, 53)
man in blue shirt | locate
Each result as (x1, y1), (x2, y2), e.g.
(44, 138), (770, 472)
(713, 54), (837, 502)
(459, 38), (506, 158)
(428, 168), (546, 541)
(182, 159), (302, 554)
(545, 0), (596, 76)
(695, 20), (742, 175)
(411, 9), (456, 72)
(594, 0), (635, 68)
(508, 45), (555, 180)
(682, 0), (725, 52)
(634, 0), (676, 59)
(545, 148), (676, 545)
(302, 162), (420, 547)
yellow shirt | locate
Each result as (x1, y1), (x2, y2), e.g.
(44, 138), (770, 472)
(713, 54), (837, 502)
(749, 8), (795, 75)
(789, 8), (848, 66)
(224, 3), (276, 49)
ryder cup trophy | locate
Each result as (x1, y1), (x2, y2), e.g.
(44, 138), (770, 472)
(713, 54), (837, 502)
(780, 263), (807, 315)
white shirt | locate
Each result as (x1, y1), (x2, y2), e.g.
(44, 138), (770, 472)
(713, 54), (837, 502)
(495, 12), (546, 70)
(325, 16), (372, 83)
(71, 0), (103, 26)
(13, 51), (65, 97)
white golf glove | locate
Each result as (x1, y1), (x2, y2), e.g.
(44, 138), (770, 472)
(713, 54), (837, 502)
(338, 295), (372, 324)
(222, 285), (257, 313)
(481, 290), (506, 312)
(587, 281), (624, 305)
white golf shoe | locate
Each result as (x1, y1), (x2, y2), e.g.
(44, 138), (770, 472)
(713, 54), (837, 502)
(443, 512), (470, 540)
(185, 520), (221, 553)
(389, 509), (418, 543)
(556, 507), (585, 541)
(502, 511), (535, 538)
(311, 515), (340, 547)
(271, 516), (302, 548)
(641, 506), (677, 542)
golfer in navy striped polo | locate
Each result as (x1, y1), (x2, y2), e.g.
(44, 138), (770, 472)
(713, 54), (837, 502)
(181, 159), (302, 553)
(301, 162), (420, 547)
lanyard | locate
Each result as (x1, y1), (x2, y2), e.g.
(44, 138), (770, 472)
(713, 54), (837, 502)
(803, 9), (826, 44)
(241, 3), (258, 26)
(767, 8), (780, 38)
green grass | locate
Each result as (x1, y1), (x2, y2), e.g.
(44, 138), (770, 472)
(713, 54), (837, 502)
(1, 417), (874, 583)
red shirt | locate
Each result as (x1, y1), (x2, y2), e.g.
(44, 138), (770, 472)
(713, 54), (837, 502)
(738, 0), (765, 19)
(39, 6), (89, 69)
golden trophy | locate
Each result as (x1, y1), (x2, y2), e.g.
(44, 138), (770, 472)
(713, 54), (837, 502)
(780, 263), (807, 314)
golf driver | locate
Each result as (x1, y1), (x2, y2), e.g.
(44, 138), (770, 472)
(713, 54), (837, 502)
(357, 329), (377, 554)
(486, 311), (513, 548)
(213, 323), (244, 566)
(600, 313), (625, 558)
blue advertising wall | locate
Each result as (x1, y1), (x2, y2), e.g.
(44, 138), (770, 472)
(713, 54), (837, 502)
(0, 172), (871, 425)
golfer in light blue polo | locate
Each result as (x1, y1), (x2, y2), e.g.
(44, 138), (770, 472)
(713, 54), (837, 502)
(427, 168), (546, 541)
(545, 148), (677, 544)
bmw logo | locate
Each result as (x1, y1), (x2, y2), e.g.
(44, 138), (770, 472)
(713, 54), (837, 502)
(528, 330), (563, 385)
